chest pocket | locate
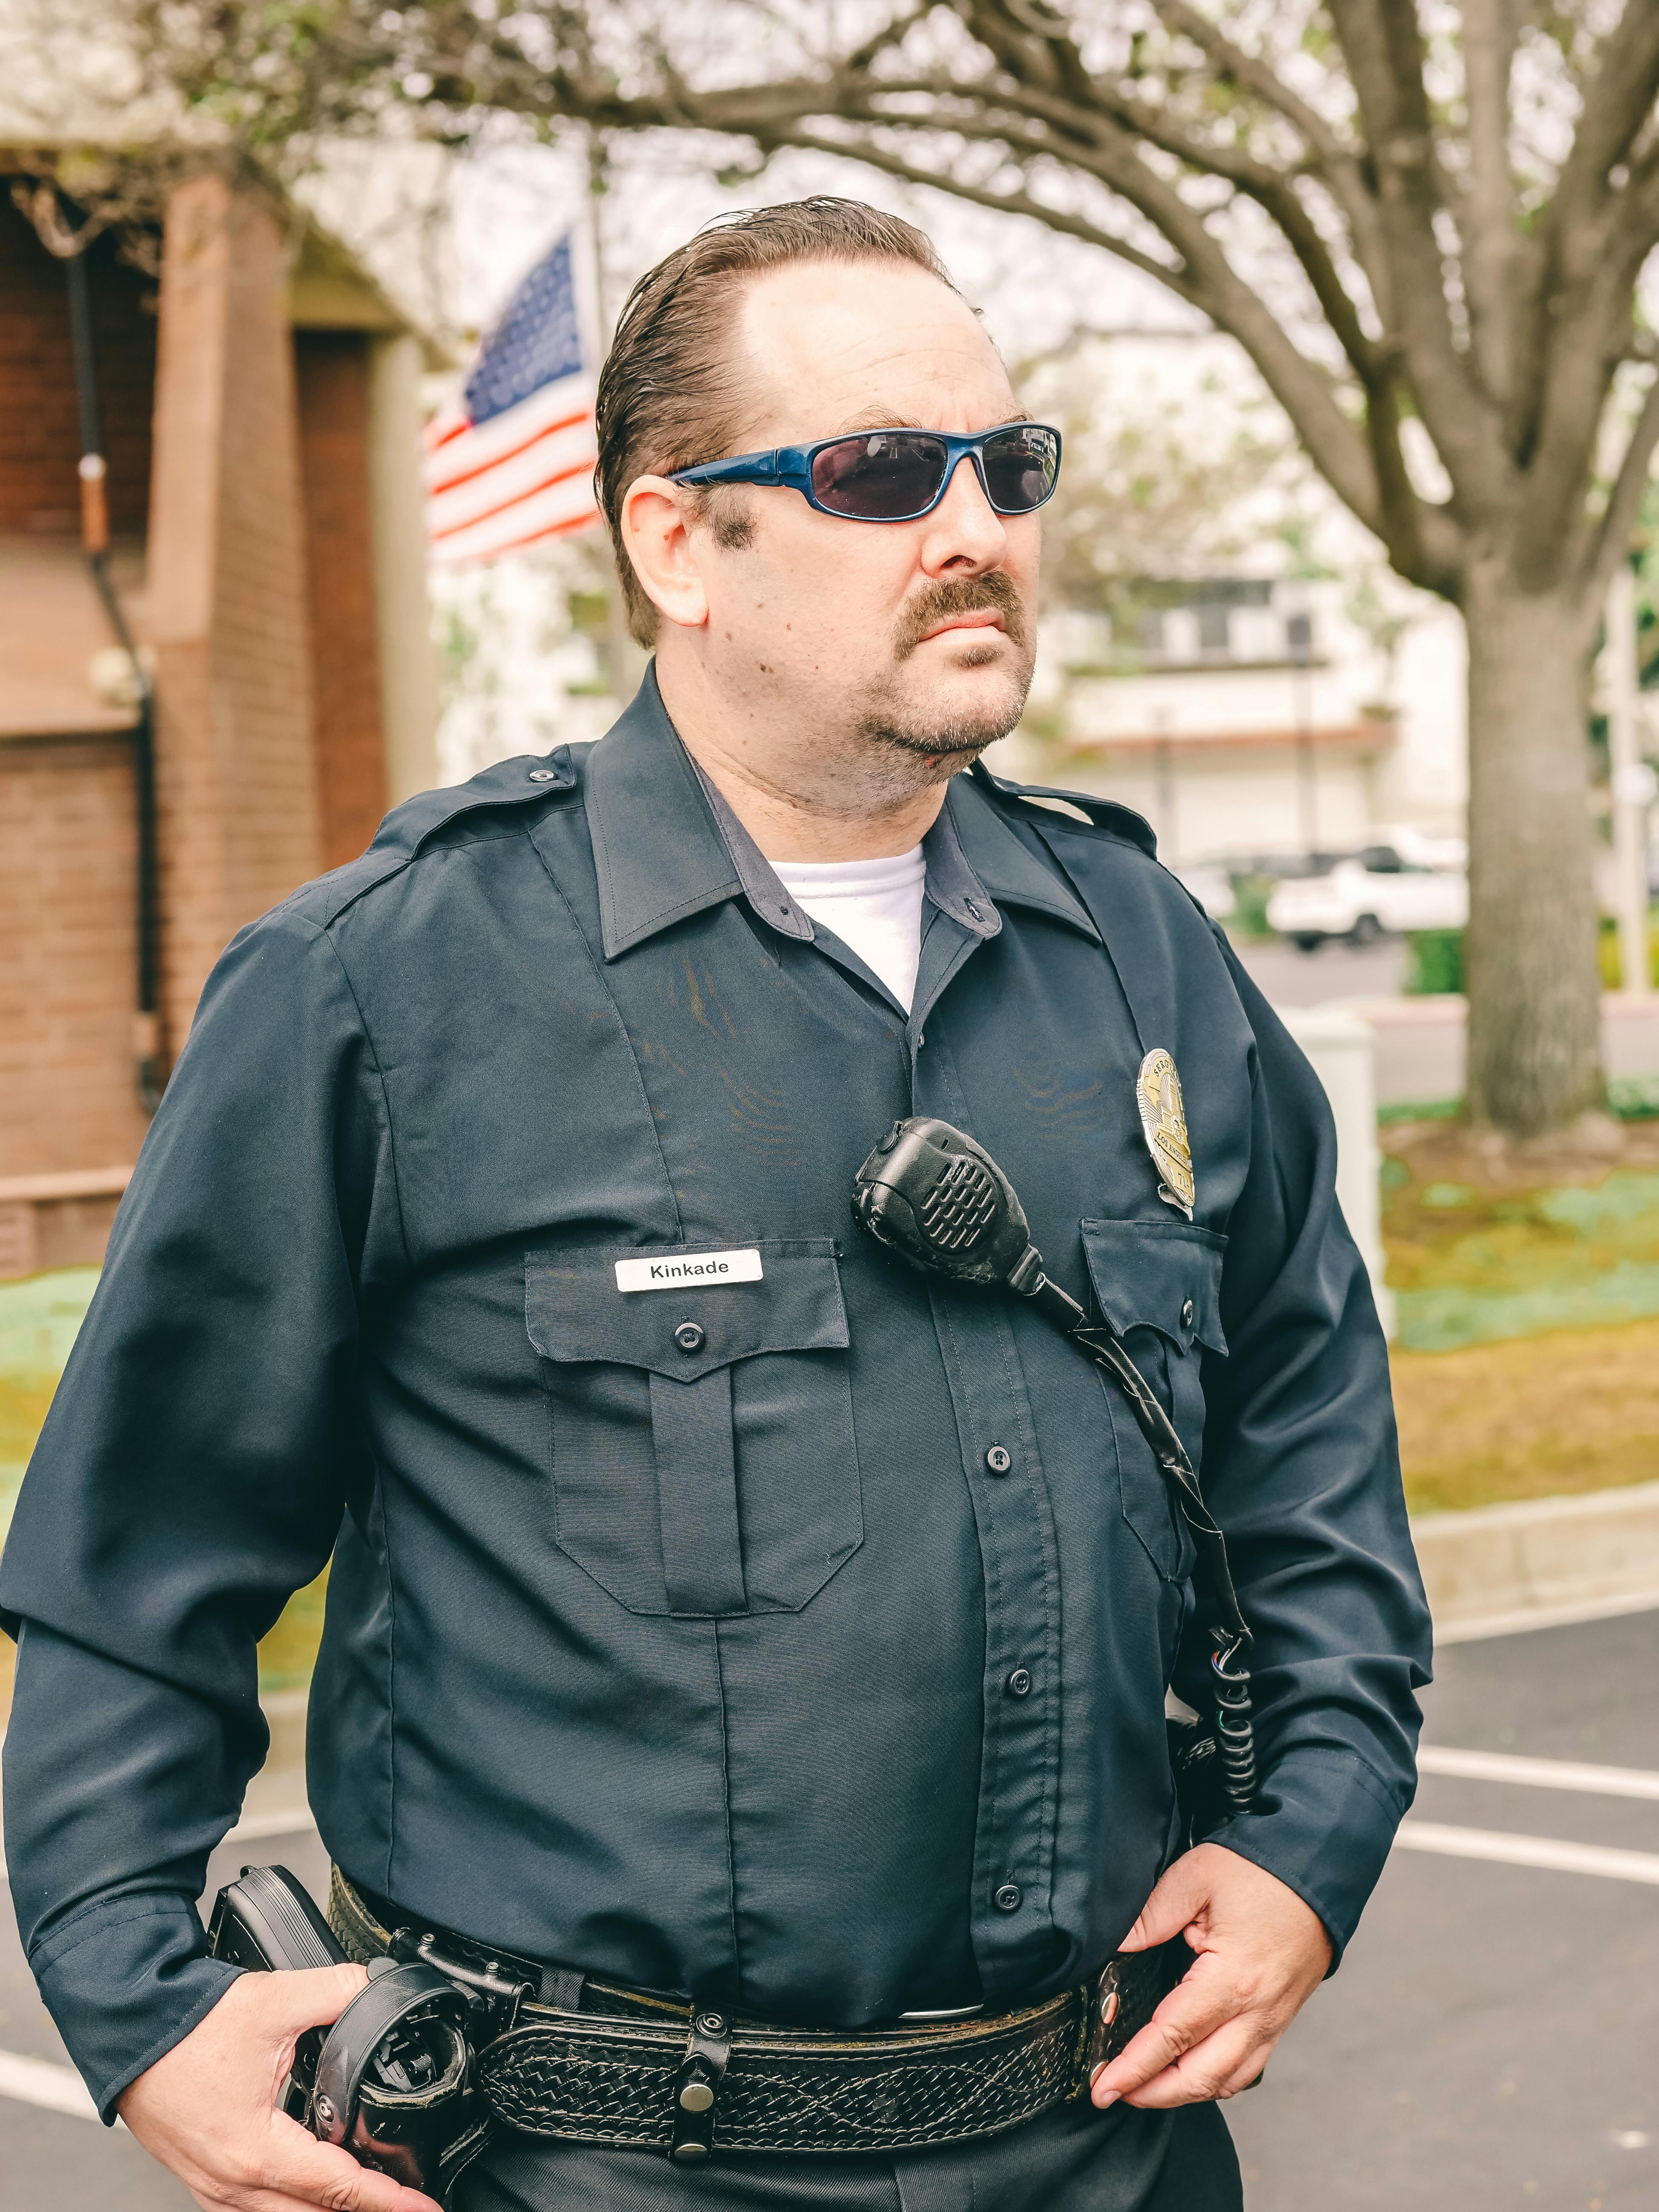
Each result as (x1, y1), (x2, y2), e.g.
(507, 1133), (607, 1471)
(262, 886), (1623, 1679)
(524, 1239), (862, 1618)
(1080, 1219), (1228, 1583)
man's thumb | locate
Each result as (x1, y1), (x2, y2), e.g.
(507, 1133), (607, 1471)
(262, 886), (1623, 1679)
(1115, 1857), (1207, 1953)
(258, 1959), (370, 2034)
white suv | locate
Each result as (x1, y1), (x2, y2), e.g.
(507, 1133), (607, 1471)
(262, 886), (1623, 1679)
(1266, 843), (1468, 950)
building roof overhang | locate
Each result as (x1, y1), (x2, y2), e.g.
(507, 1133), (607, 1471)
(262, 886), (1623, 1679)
(0, 21), (454, 370)
(1065, 722), (1398, 760)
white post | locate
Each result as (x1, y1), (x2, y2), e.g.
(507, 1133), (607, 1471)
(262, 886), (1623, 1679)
(1275, 1007), (1394, 1338)
(1605, 564), (1653, 998)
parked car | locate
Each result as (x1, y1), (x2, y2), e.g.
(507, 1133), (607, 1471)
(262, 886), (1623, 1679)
(1266, 843), (1468, 949)
(1220, 849), (1351, 882)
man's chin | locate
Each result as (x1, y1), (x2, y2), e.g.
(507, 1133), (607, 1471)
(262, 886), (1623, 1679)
(887, 701), (1026, 770)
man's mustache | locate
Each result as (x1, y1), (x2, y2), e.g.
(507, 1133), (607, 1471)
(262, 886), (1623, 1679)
(895, 573), (1030, 658)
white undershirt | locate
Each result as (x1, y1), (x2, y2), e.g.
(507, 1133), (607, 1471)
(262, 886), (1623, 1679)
(771, 847), (928, 1012)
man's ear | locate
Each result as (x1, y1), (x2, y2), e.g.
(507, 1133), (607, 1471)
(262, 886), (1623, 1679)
(620, 476), (710, 632)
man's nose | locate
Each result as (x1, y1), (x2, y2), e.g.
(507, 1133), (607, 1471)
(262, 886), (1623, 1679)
(918, 454), (1009, 573)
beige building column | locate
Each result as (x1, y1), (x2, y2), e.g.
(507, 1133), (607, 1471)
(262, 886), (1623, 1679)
(367, 332), (440, 802)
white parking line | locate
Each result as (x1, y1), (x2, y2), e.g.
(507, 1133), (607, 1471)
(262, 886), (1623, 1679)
(1396, 1820), (1659, 1884)
(1419, 1746), (1659, 1799)
(0, 2047), (99, 2120)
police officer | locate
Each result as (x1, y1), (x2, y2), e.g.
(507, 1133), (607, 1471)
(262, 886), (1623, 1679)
(1, 200), (1430, 2212)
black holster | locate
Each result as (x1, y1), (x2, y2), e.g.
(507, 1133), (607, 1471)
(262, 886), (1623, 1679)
(208, 1864), (489, 2204)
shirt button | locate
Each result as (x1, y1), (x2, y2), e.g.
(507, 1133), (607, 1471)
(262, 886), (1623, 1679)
(1181, 1298), (1195, 1329)
(527, 768), (559, 783)
(985, 1444), (1012, 1476)
(673, 1321), (705, 1353)
(1006, 1668), (1032, 1698)
(993, 1883), (1022, 1912)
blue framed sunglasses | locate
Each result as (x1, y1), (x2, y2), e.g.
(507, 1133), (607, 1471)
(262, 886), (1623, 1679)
(668, 422), (1062, 523)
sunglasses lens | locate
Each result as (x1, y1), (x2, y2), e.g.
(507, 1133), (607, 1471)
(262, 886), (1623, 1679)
(982, 426), (1059, 514)
(810, 432), (949, 518)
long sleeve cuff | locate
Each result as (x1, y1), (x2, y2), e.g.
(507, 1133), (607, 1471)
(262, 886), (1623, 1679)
(1203, 1746), (1407, 1969)
(29, 1891), (243, 2122)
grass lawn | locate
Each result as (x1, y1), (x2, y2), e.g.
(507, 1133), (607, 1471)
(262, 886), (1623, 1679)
(1390, 1318), (1659, 1515)
(1379, 1120), (1659, 1511)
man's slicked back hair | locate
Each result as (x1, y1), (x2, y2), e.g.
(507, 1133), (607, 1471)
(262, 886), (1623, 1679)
(594, 198), (956, 645)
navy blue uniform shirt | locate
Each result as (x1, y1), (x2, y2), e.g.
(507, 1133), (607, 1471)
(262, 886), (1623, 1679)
(1, 673), (1430, 2120)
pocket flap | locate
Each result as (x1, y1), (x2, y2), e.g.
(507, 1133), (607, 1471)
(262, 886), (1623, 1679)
(525, 1238), (849, 1381)
(1079, 1219), (1228, 1354)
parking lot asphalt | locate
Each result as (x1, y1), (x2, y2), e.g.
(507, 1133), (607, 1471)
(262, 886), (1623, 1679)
(1231, 937), (1409, 1010)
(3, 1606), (1656, 2212)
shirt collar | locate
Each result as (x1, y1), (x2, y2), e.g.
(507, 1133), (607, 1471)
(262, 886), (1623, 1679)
(584, 669), (746, 958)
(584, 666), (1093, 957)
(945, 770), (1101, 943)
(689, 752), (1001, 948)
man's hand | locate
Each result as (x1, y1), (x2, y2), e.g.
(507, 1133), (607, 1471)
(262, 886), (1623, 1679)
(1089, 1843), (1332, 2111)
(118, 1963), (441, 2212)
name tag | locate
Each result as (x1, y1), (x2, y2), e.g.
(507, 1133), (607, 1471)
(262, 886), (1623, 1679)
(614, 1248), (764, 1294)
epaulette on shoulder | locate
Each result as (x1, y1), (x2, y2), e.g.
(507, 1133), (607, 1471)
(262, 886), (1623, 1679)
(973, 765), (1158, 859)
(291, 745), (581, 928)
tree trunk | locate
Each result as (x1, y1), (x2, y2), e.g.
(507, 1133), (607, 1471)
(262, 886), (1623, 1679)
(1462, 558), (1604, 1135)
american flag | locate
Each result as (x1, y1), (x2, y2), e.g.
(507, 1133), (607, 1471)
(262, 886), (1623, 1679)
(425, 231), (602, 565)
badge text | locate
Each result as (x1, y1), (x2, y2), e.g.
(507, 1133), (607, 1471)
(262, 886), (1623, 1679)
(614, 1248), (765, 1294)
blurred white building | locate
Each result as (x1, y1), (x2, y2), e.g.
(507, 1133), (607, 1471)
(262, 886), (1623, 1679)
(991, 331), (1469, 867)
(1000, 574), (1467, 867)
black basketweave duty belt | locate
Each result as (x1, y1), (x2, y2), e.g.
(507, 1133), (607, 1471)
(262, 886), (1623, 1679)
(328, 1871), (1180, 2162)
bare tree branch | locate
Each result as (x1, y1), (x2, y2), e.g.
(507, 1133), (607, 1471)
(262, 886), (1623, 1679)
(1460, 0), (1519, 405)
(1324, 0), (1510, 507)
(844, 1), (937, 76)
(1580, 369), (1659, 603)
(854, 69), (1389, 386)
(1511, 205), (1659, 583)
(1149, 0), (1396, 329)
(760, 116), (1403, 556)
(1551, 0), (1659, 242)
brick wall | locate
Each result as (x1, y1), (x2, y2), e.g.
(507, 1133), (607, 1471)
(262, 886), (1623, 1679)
(0, 199), (156, 538)
(296, 331), (388, 870)
(0, 180), (410, 1196)
(0, 736), (151, 1175)
(146, 176), (321, 1056)
(0, 200), (158, 1179)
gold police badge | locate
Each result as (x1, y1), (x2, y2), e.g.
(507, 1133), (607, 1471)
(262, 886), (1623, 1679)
(1136, 1048), (1195, 1220)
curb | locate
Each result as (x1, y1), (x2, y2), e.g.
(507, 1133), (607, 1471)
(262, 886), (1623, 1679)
(1412, 1479), (1659, 1644)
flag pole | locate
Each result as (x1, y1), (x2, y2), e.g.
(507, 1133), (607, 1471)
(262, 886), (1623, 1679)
(585, 127), (646, 706)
